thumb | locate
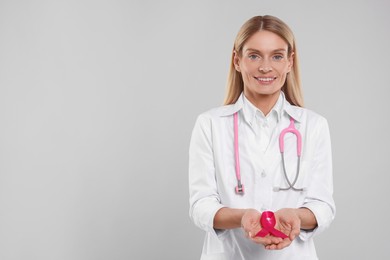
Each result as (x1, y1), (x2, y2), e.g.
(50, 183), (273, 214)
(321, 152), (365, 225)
(289, 224), (300, 240)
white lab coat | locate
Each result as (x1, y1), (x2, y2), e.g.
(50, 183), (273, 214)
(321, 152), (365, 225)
(189, 92), (335, 260)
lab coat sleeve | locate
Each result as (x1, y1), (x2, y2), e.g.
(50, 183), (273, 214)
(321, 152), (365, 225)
(299, 117), (336, 241)
(188, 114), (226, 239)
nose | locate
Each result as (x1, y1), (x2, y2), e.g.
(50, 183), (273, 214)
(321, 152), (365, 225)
(259, 66), (272, 73)
(258, 59), (272, 73)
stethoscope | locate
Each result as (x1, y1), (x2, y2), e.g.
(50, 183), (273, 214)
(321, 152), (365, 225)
(233, 111), (304, 194)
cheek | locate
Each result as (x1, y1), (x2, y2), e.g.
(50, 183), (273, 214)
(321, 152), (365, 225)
(242, 71), (256, 85)
(241, 73), (252, 86)
(284, 62), (292, 73)
(278, 73), (288, 83)
(241, 64), (257, 78)
(278, 66), (290, 77)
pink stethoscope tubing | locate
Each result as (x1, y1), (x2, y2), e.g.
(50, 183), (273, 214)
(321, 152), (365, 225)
(234, 112), (244, 193)
(278, 117), (303, 191)
(233, 112), (303, 194)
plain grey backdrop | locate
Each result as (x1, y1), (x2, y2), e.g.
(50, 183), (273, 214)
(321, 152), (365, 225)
(0, 0), (389, 259)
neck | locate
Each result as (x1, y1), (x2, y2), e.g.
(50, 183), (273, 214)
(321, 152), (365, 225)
(244, 90), (281, 116)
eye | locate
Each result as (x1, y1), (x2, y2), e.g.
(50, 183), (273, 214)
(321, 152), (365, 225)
(248, 54), (260, 61)
(272, 55), (284, 61)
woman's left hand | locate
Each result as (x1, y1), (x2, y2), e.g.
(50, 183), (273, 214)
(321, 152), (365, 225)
(263, 208), (301, 250)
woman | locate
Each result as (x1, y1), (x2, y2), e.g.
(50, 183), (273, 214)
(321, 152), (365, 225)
(189, 15), (335, 259)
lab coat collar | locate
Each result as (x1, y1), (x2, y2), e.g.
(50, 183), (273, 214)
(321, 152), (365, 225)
(281, 93), (303, 123)
(218, 91), (303, 123)
(241, 93), (282, 126)
(218, 94), (244, 117)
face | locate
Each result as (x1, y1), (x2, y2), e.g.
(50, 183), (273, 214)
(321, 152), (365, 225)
(234, 30), (293, 102)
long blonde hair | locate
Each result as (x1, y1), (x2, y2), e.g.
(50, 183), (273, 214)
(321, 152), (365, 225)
(224, 15), (303, 107)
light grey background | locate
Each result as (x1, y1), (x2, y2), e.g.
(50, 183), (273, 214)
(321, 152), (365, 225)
(0, 0), (389, 259)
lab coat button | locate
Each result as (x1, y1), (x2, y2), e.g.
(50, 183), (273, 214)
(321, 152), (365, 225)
(261, 171), (266, 177)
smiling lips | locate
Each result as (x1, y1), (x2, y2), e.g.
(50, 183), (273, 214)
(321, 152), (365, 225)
(254, 76), (277, 84)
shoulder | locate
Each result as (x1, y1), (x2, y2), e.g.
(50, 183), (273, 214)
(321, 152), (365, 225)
(288, 105), (330, 135)
(287, 103), (328, 124)
(196, 104), (236, 122)
(190, 105), (234, 142)
(191, 104), (237, 137)
(304, 107), (329, 127)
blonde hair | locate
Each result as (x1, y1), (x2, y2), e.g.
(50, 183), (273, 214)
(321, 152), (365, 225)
(224, 15), (304, 107)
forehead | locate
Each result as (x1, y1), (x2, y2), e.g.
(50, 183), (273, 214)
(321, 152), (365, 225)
(242, 30), (288, 53)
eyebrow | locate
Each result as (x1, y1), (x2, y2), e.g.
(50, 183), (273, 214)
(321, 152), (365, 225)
(244, 48), (287, 53)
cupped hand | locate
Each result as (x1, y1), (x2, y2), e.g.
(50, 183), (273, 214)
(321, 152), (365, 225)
(240, 209), (283, 247)
(262, 208), (301, 250)
(241, 208), (301, 250)
(274, 208), (301, 241)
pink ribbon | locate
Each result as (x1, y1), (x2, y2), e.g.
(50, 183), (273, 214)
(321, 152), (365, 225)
(255, 211), (288, 239)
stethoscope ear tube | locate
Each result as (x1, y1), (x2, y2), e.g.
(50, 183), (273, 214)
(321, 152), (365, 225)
(279, 153), (304, 191)
(279, 117), (302, 156)
(278, 117), (304, 191)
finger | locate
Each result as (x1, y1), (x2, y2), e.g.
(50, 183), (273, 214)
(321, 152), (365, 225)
(250, 236), (271, 245)
(251, 237), (270, 245)
(274, 238), (292, 250)
(251, 236), (282, 246)
(247, 233), (254, 239)
(268, 236), (283, 244)
(266, 244), (287, 250)
(289, 225), (300, 241)
(265, 244), (277, 250)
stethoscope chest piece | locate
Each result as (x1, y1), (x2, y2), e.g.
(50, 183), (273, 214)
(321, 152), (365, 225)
(235, 182), (244, 194)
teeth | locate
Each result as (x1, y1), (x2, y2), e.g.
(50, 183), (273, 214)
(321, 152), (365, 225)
(256, 77), (275, 82)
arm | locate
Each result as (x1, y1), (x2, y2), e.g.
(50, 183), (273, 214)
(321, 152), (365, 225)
(297, 207), (317, 230)
(213, 207), (315, 233)
(213, 206), (316, 250)
(300, 117), (336, 240)
(213, 207), (246, 230)
(189, 114), (226, 237)
(270, 118), (335, 246)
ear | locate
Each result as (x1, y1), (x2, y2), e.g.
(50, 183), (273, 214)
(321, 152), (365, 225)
(287, 51), (294, 73)
(233, 51), (241, 72)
